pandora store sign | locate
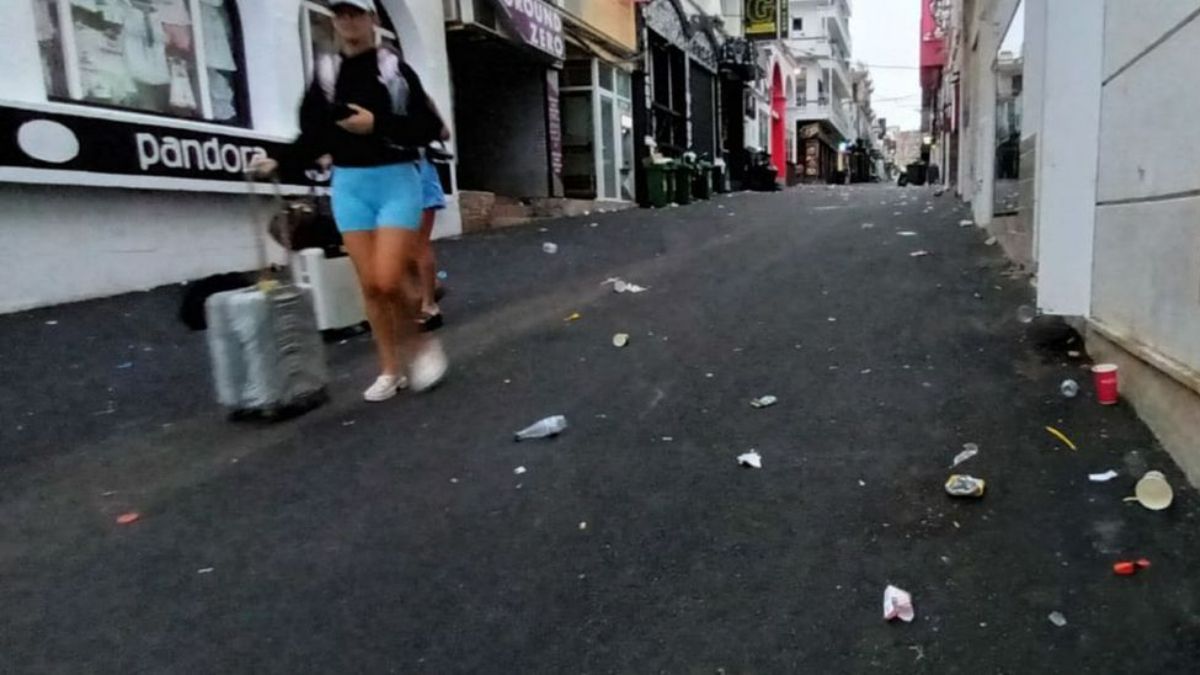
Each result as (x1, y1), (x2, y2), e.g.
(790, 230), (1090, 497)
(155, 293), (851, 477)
(0, 105), (322, 188)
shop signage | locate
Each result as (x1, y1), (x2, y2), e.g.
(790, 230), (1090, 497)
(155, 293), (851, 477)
(0, 105), (323, 188)
(921, 0), (950, 68)
(492, 0), (566, 61)
(545, 71), (563, 176)
(744, 0), (787, 40)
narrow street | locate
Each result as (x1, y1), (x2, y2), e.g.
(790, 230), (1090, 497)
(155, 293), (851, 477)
(2, 184), (1198, 673)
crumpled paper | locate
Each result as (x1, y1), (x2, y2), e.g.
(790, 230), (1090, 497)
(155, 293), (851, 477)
(737, 450), (762, 469)
(883, 585), (915, 622)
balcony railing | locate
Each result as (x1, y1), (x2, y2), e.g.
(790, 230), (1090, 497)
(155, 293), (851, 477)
(790, 100), (854, 140)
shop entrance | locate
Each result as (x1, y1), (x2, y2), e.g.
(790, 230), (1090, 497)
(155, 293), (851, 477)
(561, 56), (633, 201)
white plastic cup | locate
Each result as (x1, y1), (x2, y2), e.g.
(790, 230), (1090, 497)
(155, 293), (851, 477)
(1134, 470), (1174, 511)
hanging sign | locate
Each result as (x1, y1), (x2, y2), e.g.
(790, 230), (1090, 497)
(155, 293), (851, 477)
(491, 0), (566, 61)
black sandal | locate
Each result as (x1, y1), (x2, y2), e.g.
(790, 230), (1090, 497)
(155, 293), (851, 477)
(418, 311), (444, 332)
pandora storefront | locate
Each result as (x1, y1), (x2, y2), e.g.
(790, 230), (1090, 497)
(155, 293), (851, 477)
(0, 0), (457, 313)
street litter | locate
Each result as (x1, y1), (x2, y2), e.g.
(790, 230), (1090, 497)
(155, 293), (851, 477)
(750, 395), (778, 408)
(952, 443), (980, 467)
(542, 242), (558, 254)
(737, 450), (762, 469)
(959, 219), (974, 227)
(515, 415), (568, 441)
(437, 270), (449, 280)
(883, 585), (915, 623)
(1113, 559), (1151, 576)
(579, 521), (588, 530)
(602, 277), (649, 294)
(1048, 611), (1068, 627)
(197, 567), (214, 574)
(1045, 426), (1078, 451)
(564, 312), (582, 322)
(861, 222), (875, 229)
(985, 236), (998, 246)
(1088, 470), (1119, 482)
(945, 474), (986, 498)
(897, 231), (918, 237)
(612, 333), (629, 348)
(828, 316), (837, 322)
(1060, 379), (1079, 398)
(589, 222), (599, 228)
(1132, 470), (1173, 510)
(909, 250), (930, 257)
(514, 466), (527, 475)
(1093, 363), (1120, 405)
(116, 362), (133, 369)
(1017, 305), (1037, 323)
(45, 320), (59, 325)
(116, 512), (140, 525)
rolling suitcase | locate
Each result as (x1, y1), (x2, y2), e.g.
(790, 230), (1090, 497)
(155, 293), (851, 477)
(204, 175), (329, 419)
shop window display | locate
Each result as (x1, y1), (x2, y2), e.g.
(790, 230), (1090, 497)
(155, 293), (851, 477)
(34, 0), (248, 125)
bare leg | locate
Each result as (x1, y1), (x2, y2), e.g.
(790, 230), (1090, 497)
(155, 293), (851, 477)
(417, 208), (439, 316)
(342, 231), (401, 377)
(370, 227), (425, 367)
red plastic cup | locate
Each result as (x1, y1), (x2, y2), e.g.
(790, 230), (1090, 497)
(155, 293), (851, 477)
(1092, 364), (1119, 405)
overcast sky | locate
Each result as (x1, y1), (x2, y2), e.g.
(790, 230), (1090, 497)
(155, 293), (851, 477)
(849, 0), (924, 131)
(848, 1), (1025, 131)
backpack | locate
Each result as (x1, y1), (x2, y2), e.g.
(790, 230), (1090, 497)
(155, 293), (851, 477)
(313, 46), (441, 148)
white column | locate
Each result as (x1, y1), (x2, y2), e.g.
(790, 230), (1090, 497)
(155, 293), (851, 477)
(972, 46), (997, 227)
(1031, 0), (1103, 316)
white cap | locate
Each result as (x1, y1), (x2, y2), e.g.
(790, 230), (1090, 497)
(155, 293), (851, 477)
(329, 0), (376, 12)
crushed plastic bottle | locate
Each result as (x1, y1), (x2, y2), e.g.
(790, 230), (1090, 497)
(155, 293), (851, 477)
(515, 415), (568, 441)
(1060, 379), (1079, 398)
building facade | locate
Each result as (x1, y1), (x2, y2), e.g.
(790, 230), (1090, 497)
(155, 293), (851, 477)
(931, 0), (1200, 485)
(2, 0), (458, 313)
(785, 0), (855, 183)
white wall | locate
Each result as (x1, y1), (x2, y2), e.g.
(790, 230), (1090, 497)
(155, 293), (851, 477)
(0, 0), (459, 313)
(1091, 3), (1200, 371)
(0, 185), (266, 313)
(1025, 0), (1103, 316)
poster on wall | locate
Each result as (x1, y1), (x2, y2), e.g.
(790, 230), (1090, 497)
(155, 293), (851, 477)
(744, 0), (787, 40)
(0, 104), (323, 190)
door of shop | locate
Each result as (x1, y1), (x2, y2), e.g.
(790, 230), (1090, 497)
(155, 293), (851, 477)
(561, 58), (632, 202)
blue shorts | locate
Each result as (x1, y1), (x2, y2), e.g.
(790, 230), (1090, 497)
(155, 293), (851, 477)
(331, 162), (422, 232)
(420, 159), (446, 211)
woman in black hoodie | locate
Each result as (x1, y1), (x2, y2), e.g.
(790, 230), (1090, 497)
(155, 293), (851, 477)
(255, 0), (446, 401)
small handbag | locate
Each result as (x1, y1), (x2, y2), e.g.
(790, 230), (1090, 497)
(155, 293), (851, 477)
(268, 189), (343, 254)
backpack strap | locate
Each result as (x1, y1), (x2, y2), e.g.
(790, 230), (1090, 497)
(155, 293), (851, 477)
(314, 52), (341, 104)
(314, 46), (410, 118)
(376, 46), (410, 115)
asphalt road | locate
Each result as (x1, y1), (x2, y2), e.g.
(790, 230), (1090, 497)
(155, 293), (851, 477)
(2, 184), (1198, 673)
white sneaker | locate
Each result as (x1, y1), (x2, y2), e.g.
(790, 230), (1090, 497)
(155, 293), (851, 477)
(409, 339), (448, 392)
(363, 374), (407, 402)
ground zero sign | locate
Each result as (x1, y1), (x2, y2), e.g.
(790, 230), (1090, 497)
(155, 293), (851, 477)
(493, 0), (565, 60)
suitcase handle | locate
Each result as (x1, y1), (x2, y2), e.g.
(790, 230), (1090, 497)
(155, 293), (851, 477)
(244, 171), (289, 288)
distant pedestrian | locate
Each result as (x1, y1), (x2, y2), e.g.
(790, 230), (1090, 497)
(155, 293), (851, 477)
(252, 0), (446, 401)
(415, 106), (452, 331)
